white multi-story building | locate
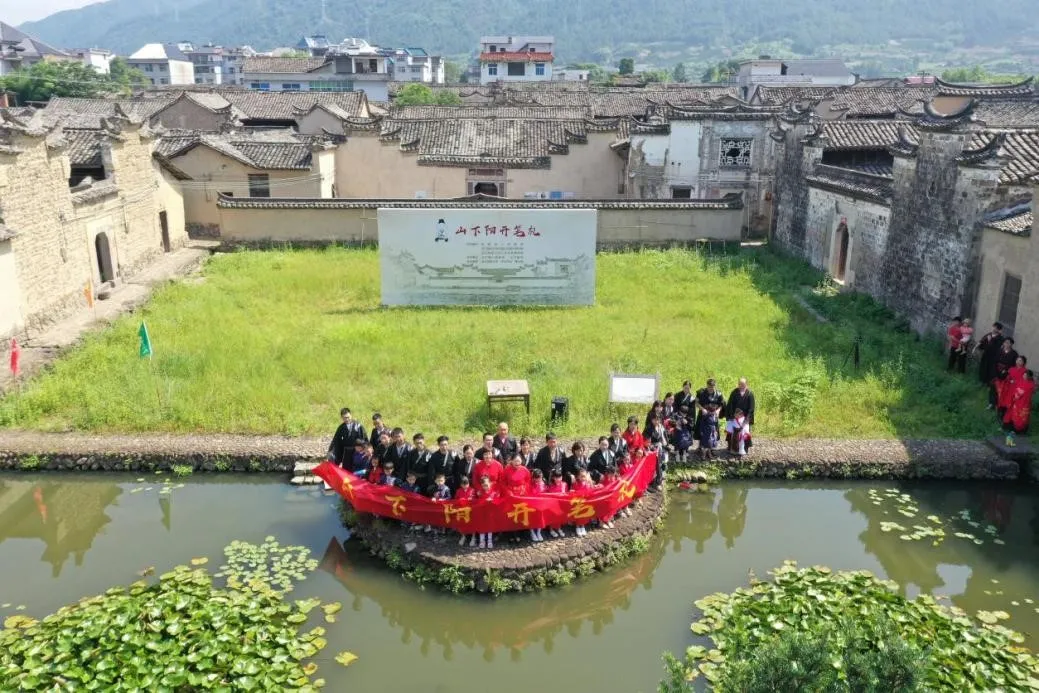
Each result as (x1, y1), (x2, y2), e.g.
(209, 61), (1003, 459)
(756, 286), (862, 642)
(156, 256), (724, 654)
(386, 48), (444, 84)
(127, 43), (195, 85)
(184, 44), (225, 85)
(478, 35), (554, 85)
(242, 39), (393, 99)
(222, 46), (256, 86)
(71, 48), (113, 74)
(0, 21), (73, 76)
(735, 58), (855, 100)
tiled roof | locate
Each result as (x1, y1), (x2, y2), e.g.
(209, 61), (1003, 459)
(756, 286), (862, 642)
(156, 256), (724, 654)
(217, 192), (745, 210)
(42, 97), (170, 128)
(751, 86), (838, 106)
(825, 86), (934, 117)
(819, 121), (901, 149)
(223, 91), (367, 120)
(0, 21), (71, 59)
(806, 163), (893, 204)
(479, 52), (553, 62)
(972, 100), (1039, 129)
(387, 82), (496, 98)
(665, 102), (779, 121)
(935, 77), (1035, 98)
(157, 130), (322, 170)
(503, 87), (739, 117)
(999, 132), (1039, 184)
(984, 208), (1033, 236)
(389, 105), (592, 120)
(838, 161), (894, 177)
(63, 128), (106, 167)
(498, 81), (591, 92)
(241, 56), (330, 73)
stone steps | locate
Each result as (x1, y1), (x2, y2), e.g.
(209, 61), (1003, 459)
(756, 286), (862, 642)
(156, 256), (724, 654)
(291, 461), (324, 486)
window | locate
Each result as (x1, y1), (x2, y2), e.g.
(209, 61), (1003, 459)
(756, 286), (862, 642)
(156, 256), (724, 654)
(487, 63), (498, 76)
(369, 58), (378, 72)
(488, 45), (496, 52)
(719, 138), (753, 167)
(220, 191), (234, 198)
(998, 273), (1022, 331)
(671, 187), (692, 199)
(248, 174), (270, 198)
(281, 83), (301, 91)
(250, 82), (270, 91)
(159, 78), (168, 85)
(507, 62), (525, 76)
(535, 62), (545, 76)
(311, 80), (353, 92)
(143, 64), (154, 72)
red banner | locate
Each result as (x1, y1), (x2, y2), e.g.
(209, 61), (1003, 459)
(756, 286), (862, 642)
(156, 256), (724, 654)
(315, 452), (657, 534)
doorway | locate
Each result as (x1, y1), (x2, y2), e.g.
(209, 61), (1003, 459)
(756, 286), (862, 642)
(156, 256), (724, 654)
(472, 182), (500, 196)
(834, 223), (849, 282)
(159, 211), (171, 253)
(95, 233), (115, 284)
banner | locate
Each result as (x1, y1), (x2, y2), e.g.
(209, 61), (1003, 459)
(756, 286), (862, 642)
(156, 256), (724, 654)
(315, 452), (657, 534)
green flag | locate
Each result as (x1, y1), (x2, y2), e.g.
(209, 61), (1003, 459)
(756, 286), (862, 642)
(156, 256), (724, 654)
(138, 322), (153, 358)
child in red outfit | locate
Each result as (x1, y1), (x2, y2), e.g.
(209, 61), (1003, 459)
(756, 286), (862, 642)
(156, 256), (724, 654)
(546, 469), (568, 538)
(453, 476), (476, 546)
(475, 475), (498, 549)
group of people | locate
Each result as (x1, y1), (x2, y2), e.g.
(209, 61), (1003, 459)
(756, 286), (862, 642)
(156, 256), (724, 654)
(324, 376), (756, 549)
(950, 319), (1035, 444)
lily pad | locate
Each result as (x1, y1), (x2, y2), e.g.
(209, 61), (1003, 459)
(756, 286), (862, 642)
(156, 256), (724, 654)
(335, 652), (359, 667)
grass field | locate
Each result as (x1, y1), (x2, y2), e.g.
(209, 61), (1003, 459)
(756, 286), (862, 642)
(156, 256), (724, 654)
(0, 247), (993, 439)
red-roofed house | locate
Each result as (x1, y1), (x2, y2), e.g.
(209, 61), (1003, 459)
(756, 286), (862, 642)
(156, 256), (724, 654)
(478, 36), (554, 85)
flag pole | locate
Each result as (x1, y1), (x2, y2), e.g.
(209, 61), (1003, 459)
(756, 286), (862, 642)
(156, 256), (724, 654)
(138, 321), (161, 411)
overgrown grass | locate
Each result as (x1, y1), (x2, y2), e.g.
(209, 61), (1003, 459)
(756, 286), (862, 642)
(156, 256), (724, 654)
(0, 247), (991, 438)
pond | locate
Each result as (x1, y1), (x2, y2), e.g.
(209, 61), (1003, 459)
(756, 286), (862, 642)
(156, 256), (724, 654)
(0, 474), (1037, 692)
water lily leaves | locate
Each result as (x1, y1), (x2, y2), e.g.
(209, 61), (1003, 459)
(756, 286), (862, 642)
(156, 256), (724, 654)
(691, 622), (711, 635)
(3, 615), (37, 629)
(190, 557), (209, 566)
(303, 662), (319, 676)
(335, 651), (358, 667)
(321, 602), (341, 616)
(295, 599), (321, 615)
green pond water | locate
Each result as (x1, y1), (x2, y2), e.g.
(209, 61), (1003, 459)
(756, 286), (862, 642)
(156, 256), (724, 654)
(1, 474), (1038, 692)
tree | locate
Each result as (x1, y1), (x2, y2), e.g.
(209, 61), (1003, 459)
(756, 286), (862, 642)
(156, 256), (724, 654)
(0, 59), (124, 103)
(109, 56), (148, 91)
(393, 82), (460, 106)
(443, 60), (463, 83)
(618, 57), (635, 75)
(940, 65), (1029, 83)
(567, 62), (609, 82)
(672, 61), (687, 82)
(701, 59), (742, 83)
(642, 70), (670, 83)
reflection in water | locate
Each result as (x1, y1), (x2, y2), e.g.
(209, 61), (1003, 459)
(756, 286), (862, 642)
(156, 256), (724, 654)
(318, 533), (666, 662)
(718, 487), (748, 549)
(0, 479), (122, 577)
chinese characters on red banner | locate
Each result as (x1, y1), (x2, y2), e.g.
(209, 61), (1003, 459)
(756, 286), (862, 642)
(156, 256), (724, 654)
(314, 452), (656, 535)
(455, 225), (542, 238)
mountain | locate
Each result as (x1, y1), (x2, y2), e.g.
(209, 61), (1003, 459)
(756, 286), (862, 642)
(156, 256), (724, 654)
(19, 0), (1039, 62)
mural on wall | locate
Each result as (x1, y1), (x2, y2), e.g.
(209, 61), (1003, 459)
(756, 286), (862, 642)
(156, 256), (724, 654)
(378, 208), (597, 306)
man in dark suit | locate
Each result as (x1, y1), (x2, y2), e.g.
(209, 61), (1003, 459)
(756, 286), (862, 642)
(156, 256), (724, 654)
(452, 446), (477, 489)
(326, 408), (367, 467)
(563, 441), (591, 486)
(588, 436), (615, 483)
(725, 378), (756, 426)
(493, 422), (518, 461)
(406, 433), (434, 491)
(607, 423), (628, 457)
(383, 427), (412, 478)
(534, 433), (565, 479)
(517, 437), (536, 469)
(427, 436), (457, 491)
(369, 413), (390, 448)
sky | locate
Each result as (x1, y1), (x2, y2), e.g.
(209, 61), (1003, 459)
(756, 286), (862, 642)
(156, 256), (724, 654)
(6, 0), (105, 26)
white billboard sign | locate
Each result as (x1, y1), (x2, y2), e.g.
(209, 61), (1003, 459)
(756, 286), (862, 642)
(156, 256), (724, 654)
(378, 208), (596, 306)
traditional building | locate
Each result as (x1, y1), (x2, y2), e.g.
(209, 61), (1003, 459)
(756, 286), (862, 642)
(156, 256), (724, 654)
(770, 77), (1039, 338)
(0, 22), (72, 76)
(0, 108), (186, 339)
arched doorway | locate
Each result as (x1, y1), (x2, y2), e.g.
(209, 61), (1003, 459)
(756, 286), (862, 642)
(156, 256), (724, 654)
(472, 182), (499, 196)
(95, 233), (115, 284)
(834, 223), (849, 282)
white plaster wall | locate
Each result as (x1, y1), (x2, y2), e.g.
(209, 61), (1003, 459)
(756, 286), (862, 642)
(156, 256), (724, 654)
(0, 243), (21, 337)
(662, 121), (703, 193)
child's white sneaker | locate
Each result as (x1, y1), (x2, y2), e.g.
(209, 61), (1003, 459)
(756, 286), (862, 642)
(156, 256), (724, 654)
(486, 537), (493, 549)
(458, 535), (466, 546)
(470, 535), (478, 547)
(478, 538), (486, 549)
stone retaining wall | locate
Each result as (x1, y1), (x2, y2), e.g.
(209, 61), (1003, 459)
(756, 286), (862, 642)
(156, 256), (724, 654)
(341, 489), (667, 595)
(0, 433), (1024, 480)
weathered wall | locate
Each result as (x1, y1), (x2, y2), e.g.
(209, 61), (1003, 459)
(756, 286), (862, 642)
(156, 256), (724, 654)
(297, 109), (345, 137)
(151, 99), (227, 131)
(214, 204), (743, 246)
(0, 241), (21, 338)
(508, 133), (624, 199)
(156, 164), (188, 250)
(334, 136), (466, 199)
(881, 132), (1001, 333)
(804, 186), (891, 289)
(772, 120), (822, 254)
(975, 221), (1039, 359)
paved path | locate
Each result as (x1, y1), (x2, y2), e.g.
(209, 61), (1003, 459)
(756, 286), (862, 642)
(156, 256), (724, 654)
(1, 243), (215, 394)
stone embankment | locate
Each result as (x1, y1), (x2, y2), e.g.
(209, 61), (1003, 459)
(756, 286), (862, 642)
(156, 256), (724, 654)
(341, 489), (667, 595)
(0, 432), (1022, 479)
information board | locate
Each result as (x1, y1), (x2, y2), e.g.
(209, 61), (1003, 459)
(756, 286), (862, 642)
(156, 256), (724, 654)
(378, 208), (597, 306)
(608, 373), (660, 404)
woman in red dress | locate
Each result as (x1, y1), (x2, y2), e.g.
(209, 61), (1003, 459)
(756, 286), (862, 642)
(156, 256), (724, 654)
(1003, 370), (1035, 445)
(997, 356), (1028, 417)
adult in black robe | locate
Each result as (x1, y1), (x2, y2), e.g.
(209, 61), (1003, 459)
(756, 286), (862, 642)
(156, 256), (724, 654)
(406, 434), (433, 491)
(975, 323), (1006, 386)
(383, 428), (413, 477)
(725, 378), (756, 426)
(368, 413), (389, 448)
(694, 379), (725, 430)
(326, 408), (366, 467)
(562, 442), (591, 486)
(452, 447), (477, 489)
(588, 437), (615, 483)
(493, 423), (518, 461)
(674, 381), (695, 411)
(607, 424), (628, 457)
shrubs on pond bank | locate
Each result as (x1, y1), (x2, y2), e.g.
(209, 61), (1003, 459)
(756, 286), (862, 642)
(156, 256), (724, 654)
(659, 562), (1039, 692)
